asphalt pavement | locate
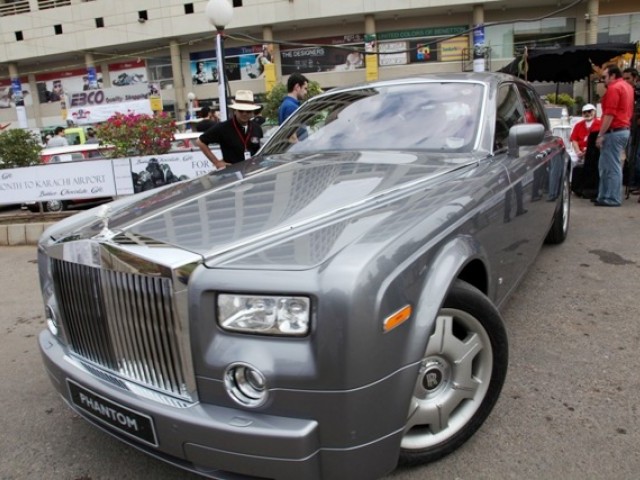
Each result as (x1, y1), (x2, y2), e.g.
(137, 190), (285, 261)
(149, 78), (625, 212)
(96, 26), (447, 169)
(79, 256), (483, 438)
(1, 193), (639, 480)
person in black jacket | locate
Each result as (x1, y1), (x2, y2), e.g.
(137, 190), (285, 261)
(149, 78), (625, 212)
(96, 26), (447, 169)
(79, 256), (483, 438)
(195, 106), (219, 133)
(196, 90), (263, 169)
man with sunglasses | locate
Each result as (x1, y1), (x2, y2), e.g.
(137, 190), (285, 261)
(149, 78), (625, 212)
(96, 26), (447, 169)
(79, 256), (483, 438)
(594, 66), (634, 206)
(570, 104), (601, 162)
(196, 90), (263, 169)
(570, 104), (601, 199)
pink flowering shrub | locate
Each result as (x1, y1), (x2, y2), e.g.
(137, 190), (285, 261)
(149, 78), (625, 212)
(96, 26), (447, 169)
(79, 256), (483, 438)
(96, 112), (176, 158)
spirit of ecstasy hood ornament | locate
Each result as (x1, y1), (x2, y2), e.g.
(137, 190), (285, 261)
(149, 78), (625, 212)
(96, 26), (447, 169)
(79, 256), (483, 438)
(94, 204), (114, 238)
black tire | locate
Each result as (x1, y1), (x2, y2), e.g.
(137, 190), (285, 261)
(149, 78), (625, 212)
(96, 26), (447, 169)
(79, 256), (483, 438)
(545, 171), (570, 244)
(44, 200), (67, 212)
(399, 280), (508, 465)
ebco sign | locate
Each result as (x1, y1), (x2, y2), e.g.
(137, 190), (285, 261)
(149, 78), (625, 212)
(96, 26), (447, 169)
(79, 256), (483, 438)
(66, 83), (155, 124)
(70, 90), (106, 107)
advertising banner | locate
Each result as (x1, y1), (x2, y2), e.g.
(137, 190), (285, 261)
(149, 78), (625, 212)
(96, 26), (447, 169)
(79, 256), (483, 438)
(66, 83), (154, 125)
(473, 25), (486, 72)
(375, 26), (468, 66)
(0, 149), (222, 205)
(440, 36), (469, 62)
(0, 160), (121, 204)
(0, 78), (32, 108)
(189, 45), (273, 84)
(109, 59), (148, 87)
(36, 68), (104, 104)
(129, 150), (217, 194)
(280, 34), (365, 75)
(378, 41), (408, 66)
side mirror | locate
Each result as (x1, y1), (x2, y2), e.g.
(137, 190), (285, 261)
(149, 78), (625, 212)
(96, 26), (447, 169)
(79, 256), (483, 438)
(508, 123), (545, 157)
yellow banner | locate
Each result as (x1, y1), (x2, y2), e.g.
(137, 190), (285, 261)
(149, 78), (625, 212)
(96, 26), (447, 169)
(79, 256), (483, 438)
(263, 63), (277, 92)
(365, 54), (378, 82)
(440, 36), (468, 62)
(149, 96), (163, 112)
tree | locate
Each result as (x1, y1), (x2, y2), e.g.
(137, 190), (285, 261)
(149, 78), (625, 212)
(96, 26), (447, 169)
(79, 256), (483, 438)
(95, 112), (176, 158)
(0, 129), (42, 169)
(262, 79), (323, 125)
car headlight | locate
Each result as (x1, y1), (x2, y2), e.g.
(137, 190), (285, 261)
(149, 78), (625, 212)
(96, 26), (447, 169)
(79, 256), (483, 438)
(217, 294), (310, 336)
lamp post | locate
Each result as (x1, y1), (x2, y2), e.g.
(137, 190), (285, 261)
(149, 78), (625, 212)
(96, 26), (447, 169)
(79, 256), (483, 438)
(205, 0), (233, 121)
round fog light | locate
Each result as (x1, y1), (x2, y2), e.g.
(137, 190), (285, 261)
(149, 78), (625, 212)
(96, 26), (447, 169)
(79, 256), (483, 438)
(224, 364), (268, 407)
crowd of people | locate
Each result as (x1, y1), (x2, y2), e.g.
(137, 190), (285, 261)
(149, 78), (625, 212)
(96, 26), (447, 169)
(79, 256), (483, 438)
(570, 65), (639, 206)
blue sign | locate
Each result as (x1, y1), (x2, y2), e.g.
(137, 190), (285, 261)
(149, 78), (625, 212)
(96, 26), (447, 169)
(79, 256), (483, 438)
(11, 77), (24, 106)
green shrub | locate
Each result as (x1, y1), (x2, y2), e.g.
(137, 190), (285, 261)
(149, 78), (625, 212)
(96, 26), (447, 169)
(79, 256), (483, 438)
(262, 80), (323, 124)
(545, 93), (577, 113)
(0, 129), (43, 169)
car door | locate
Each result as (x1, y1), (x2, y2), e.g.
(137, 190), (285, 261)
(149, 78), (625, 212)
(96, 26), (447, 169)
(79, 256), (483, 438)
(491, 82), (555, 300)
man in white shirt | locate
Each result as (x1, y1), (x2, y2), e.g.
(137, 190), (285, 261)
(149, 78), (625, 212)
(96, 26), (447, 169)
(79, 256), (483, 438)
(46, 127), (69, 147)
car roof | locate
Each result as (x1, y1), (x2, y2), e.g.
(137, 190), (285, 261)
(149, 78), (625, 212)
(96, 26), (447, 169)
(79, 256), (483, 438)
(41, 144), (103, 156)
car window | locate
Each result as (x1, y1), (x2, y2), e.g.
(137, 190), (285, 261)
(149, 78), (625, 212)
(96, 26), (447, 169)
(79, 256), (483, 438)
(494, 83), (524, 151)
(517, 84), (548, 129)
(263, 82), (484, 156)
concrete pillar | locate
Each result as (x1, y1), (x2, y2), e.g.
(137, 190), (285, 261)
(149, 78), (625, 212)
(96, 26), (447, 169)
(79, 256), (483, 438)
(262, 25), (278, 91)
(28, 73), (42, 128)
(586, 0), (598, 44)
(364, 14), (378, 81)
(8, 63), (18, 80)
(170, 40), (186, 121)
(98, 62), (109, 88)
(364, 14), (375, 35)
(472, 5), (486, 72)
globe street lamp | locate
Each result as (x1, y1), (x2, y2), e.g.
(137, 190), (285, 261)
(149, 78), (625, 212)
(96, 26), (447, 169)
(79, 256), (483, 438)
(205, 0), (233, 121)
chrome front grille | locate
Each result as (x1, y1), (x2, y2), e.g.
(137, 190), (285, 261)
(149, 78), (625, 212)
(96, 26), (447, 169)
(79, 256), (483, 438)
(52, 258), (193, 402)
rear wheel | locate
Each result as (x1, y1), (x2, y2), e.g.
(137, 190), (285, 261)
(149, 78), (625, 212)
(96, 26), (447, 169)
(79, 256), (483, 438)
(399, 280), (508, 465)
(44, 200), (67, 212)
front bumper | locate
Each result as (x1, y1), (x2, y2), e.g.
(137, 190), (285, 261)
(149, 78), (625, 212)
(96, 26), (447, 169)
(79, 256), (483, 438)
(39, 329), (405, 480)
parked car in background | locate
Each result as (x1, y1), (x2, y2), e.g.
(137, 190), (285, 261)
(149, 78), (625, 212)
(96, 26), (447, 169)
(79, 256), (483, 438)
(37, 73), (570, 480)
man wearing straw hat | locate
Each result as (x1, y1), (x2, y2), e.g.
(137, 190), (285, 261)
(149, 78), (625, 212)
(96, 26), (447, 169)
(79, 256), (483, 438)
(196, 90), (263, 169)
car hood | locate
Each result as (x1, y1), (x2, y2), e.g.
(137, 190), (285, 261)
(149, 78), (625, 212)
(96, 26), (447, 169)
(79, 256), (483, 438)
(45, 151), (481, 268)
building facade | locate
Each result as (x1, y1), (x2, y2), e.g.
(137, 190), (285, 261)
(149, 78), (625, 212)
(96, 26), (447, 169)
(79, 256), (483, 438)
(0, 0), (638, 129)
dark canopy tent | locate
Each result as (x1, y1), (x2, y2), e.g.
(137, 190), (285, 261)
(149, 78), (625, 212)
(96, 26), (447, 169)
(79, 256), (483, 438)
(498, 42), (637, 83)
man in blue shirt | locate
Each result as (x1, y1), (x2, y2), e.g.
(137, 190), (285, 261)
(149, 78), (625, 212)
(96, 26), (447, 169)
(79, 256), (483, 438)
(278, 73), (308, 125)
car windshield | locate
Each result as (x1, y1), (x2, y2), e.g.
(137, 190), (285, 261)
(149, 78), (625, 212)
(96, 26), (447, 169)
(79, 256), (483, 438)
(262, 82), (485, 156)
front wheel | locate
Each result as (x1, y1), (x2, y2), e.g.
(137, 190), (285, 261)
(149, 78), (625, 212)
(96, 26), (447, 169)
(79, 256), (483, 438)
(399, 280), (508, 465)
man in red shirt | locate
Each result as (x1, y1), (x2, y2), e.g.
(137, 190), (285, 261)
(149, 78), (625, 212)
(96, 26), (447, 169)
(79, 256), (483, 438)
(570, 103), (601, 162)
(594, 66), (634, 206)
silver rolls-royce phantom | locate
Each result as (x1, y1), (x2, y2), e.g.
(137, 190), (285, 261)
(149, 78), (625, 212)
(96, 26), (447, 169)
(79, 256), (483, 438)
(38, 73), (570, 479)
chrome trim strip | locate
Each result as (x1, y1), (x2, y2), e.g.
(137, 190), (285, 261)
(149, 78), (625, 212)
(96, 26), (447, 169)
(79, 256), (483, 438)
(64, 355), (192, 408)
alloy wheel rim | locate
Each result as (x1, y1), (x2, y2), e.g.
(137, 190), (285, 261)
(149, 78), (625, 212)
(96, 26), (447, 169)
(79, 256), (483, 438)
(402, 308), (493, 450)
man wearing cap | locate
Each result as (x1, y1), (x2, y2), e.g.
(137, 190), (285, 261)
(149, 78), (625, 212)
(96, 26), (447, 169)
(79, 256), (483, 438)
(594, 65), (634, 206)
(196, 90), (263, 169)
(570, 104), (601, 162)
